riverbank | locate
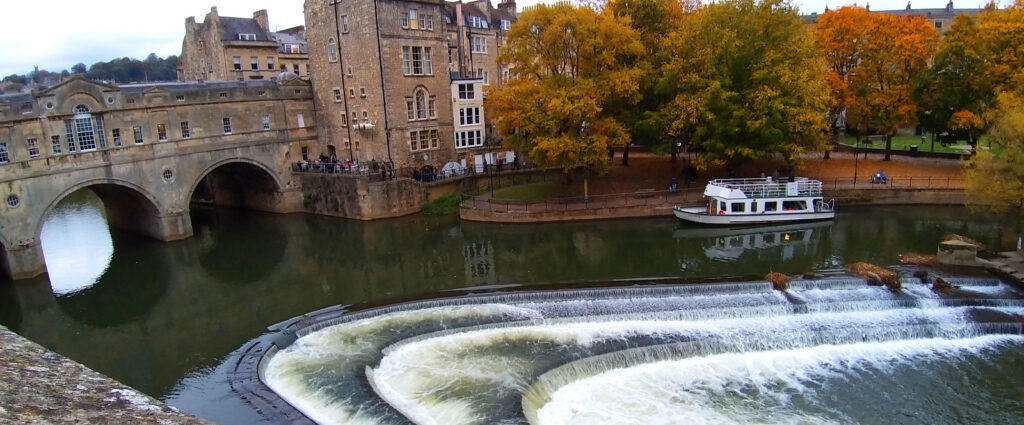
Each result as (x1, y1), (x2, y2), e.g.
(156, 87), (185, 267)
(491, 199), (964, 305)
(0, 325), (211, 425)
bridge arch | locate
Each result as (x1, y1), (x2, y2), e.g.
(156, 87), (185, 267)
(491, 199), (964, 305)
(188, 158), (287, 212)
(36, 178), (169, 243)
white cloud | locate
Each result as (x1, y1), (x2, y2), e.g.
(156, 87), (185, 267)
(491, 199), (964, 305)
(0, 0), (991, 77)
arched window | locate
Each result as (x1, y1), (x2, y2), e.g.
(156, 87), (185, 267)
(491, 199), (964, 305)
(328, 38), (338, 62)
(415, 89), (427, 120)
(65, 104), (106, 152)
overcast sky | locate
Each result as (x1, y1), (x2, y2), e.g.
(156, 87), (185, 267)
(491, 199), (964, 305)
(0, 0), (994, 77)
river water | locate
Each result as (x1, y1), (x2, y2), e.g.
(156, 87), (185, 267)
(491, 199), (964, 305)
(1, 190), (1023, 424)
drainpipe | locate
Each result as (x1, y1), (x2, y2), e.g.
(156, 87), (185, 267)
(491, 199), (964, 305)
(372, 0), (394, 165)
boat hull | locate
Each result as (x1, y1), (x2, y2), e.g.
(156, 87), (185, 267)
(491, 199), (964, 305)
(673, 206), (835, 225)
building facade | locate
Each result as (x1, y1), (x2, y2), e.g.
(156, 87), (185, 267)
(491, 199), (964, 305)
(805, 1), (982, 35)
(178, 8), (311, 82)
(303, 0), (517, 171)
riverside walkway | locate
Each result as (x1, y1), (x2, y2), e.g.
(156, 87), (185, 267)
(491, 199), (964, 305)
(461, 175), (966, 223)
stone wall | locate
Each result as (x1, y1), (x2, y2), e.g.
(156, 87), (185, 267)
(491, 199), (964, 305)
(0, 325), (212, 425)
(298, 173), (424, 219)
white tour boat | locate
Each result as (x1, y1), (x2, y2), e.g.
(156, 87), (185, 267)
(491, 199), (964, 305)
(673, 177), (835, 225)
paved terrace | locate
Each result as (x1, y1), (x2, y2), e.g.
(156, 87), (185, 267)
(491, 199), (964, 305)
(0, 326), (211, 425)
(460, 175), (966, 223)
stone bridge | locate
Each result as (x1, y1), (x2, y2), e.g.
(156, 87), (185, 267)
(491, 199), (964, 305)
(0, 76), (318, 280)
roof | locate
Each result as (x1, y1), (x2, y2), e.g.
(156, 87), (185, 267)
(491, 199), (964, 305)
(0, 92), (33, 104)
(873, 7), (983, 17)
(219, 16), (272, 41)
(273, 31), (308, 54)
(119, 80), (277, 94)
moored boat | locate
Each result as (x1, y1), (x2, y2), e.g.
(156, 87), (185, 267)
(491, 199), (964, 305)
(674, 177), (835, 225)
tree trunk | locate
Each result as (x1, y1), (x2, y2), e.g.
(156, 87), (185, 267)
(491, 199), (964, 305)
(621, 144), (630, 166)
(884, 135), (892, 161)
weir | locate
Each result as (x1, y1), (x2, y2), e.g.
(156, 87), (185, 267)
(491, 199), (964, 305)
(249, 272), (1024, 425)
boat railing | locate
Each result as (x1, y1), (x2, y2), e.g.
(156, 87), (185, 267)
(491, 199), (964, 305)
(708, 178), (823, 198)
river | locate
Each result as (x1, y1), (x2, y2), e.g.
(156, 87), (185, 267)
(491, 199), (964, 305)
(0, 189), (1022, 424)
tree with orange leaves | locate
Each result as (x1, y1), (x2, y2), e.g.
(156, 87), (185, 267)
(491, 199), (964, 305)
(812, 6), (871, 137)
(844, 11), (938, 160)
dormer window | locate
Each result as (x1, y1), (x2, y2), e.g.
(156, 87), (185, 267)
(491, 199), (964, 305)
(501, 20), (511, 31)
(468, 15), (488, 29)
(238, 33), (257, 41)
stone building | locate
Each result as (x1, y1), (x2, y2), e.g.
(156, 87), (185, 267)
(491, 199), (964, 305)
(178, 7), (311, 82)
(804, 1), (982, 35)
(303, 0), (517, 171)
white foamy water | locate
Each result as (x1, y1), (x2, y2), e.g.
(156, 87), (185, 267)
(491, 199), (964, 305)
(534, 335), (1023, 425)
(264, 304), (541, 425)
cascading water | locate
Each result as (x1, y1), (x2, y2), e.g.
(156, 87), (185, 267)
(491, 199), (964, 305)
(263, 274), (1024, 425)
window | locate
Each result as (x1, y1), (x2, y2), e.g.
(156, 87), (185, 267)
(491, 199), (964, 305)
(405, 10), (419, 29)
(293, 64), (300, 74)
(223, 117), (232, 134)
(0, 142), (8, 163)
(112, 128), (121, 146)
(238, 33), (257, 40)
(250, 56), (259, 70)
(233, 56), (242, 71)
(455, 129), (483, 148)
(428, 99), (436, 118)
(342, 113), (348, 127)
(402, 46), (432, 76)
(51, 136), (62, 154)
(408, 129), (437, 151)
(459, 107), (481, 126)
(328, 38), (338, 62)
(458, 83), (475, 100)
(362, 111), (368, 120)
(352, 111), (357, 122)
(133, 126), (144, 145)
(267, 56), (275, 70)
(157, 124), (168, 141)
(297, 113), (304, 128)
(477, 68), (490, 85)
(347, 66), (353, 77)
(359, 87), (366, 97)
(471, 36), (487, 54)
(20, 102), (32, 114)
(402, 12), (409, 28)
(501, 19), (511, 31)
(180, 122), (191, 139)
(468, 15), (488, 28)
(262, 115), (271, 131)
(64, 121), (77, 152)
(342, 15), (349, 33)
(72, 106), (96, 151)
(219, 92), (228, 98)
(27, 138), (39, 158)
(301, 146), (309, 161)
(407, 100), (415, 120)
(126, 98), (136, 105)
(94, 116), (106, 148)
(349, 88), (355, 98)
(781, 200), (807, 211)
(731, 202), (746, 213)
(415, 90), (427, 119)
(175, 95), (185, 102)
(334, 88), (343, 102)
(423, 15), (434, 31)
(935, 21), (943, 29)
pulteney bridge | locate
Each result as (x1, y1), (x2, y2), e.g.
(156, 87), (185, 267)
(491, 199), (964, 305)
(0, 76), (318, 280)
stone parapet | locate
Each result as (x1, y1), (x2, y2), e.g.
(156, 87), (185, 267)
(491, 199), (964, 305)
(0, 326), (212, 425)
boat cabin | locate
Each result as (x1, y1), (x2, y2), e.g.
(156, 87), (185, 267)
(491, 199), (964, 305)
(704, 177), (826, 215)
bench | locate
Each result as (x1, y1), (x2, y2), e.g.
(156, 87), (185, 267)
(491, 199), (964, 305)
(634, 188), (656, 198)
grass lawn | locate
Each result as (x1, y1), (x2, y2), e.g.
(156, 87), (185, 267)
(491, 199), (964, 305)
(492, 182), (564, 202)
(839, 135), (999, 155)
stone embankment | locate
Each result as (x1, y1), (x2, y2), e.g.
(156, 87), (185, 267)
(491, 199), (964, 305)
(0, 326), (210, 425)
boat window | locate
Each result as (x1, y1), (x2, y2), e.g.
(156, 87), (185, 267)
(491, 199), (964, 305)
(763, 233), (776, 243)
(765, 202), (778, 212)
(751, 201), (758, 212)
(782, 200), (807, 211)
(732, 202), (746, 213)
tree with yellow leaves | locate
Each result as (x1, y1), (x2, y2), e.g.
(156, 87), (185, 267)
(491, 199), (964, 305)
(661, 0), (830, 171)
(487, 3), (643, 176)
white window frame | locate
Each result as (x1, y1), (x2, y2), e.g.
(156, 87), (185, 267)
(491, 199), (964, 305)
(233, 56), (242, 70)
(51, 135), (63, 154)
(157, 124), (168, 141)
(342, 15), (349, 33)
(360, 87), (366, 97)
(223, 117), (233, 135)
(267, 56), (275, 70)
(180, 121), (191, 139)
(502, 19), (511, 31)
(133, 126), (144, 145)
(27, 138), (39, 158)
(459, 107), (481, 126)
(112, 128), (121, 146)
(328, 38), (338, 62)
(471, 36), (487, 54)
(402, 46), (433, 76)
(334, 88), (343, 102)
(0, 142), (8, 163)
(458, 83), (475, 100)
(455, 129), (483, 149)
(250, 56), (259, 71)
(262, 115), (271, 131)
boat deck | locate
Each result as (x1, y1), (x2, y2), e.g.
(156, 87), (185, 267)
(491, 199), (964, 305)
(707, 178), (823, 199)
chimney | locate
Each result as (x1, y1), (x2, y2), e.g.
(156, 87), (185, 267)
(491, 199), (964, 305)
(945, 0), (953, 13)
(906, 2), (912, 14)
(210, 6), (218, 17)
(498, 0), (517, 16)
(254, 9), (269, 32)
(185, 16), (196, 36)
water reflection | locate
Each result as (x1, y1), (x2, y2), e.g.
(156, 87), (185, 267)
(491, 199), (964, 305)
(40, 189), (114, 295)
(194, 207), (286, 285)
(674, 221), (833, 263)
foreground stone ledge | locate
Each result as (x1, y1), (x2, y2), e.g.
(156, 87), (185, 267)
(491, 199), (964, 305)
(0, 325), (211, 425)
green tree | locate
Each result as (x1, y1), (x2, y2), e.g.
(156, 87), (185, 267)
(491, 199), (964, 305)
(487, 3), (643, 178)
(661, 0), (829, 171)
(915, 14), (994, 147)
(965, 90), (1024, 213)
(71, 63), (87, 74)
